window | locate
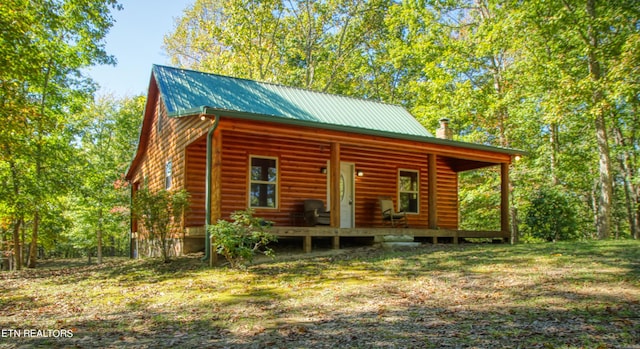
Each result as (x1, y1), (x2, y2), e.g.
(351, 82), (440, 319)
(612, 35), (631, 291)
(399, 170), (419, 213)
(157, 111), (164, 133)
(249, 156), (277, 208)
(165, 160), (172, 189)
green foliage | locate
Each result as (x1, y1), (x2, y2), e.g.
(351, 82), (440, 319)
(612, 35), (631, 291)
(459, 168), (501, 231)
(164, 0), (391, 94)
(132, 188), (190, 263)
(0, 0), (121, 268)
(209, 210), (277, 268)
(524, 187), (578, 242)
(67, 94), (144, 261)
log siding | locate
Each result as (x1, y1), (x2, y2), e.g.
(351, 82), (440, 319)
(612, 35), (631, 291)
(173, 118), (464, 229)
(129, 112), (506, 234)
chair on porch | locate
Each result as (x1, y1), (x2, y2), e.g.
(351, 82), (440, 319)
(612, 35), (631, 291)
(304, 199), (331, 226)
(379, 197), (408, 228)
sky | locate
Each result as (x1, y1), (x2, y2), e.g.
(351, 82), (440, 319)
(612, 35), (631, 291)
(86, 0), (192, 98)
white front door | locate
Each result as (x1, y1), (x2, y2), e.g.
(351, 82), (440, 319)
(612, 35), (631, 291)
(340, 163), (354, 228)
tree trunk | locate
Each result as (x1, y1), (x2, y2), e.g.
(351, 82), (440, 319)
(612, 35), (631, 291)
(613, 125), (638, 239)
(28, 209), (39, 268)
(12, 218), (22, 270)
(21, 222), (27, 266)
(591, 179), (599, 239)
(586, 0), (612, 240)
(621, 174), (636, 238)
(632, 106), (640, 240)
(636, 198), (640, 240)
(550, 123), (559, 186)
(6, 149), (23, 270)
(97, 207), (103, 264)
(161, 236), (170, 263)
(97, 230), (103, 264)
(511, 206), (519, 244)
(594, 113), (613, 240)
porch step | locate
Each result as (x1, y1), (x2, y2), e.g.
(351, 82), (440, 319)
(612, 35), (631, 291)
(374, 234), (420, 249)
(379, 242), (422, 249)
(373, 234), (415, 243)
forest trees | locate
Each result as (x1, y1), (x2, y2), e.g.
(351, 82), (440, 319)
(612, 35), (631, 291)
(0, 0), (135, 269)
(512, 0), (640, 239)
(0, 0), (636, 269)
(68, 95), (144, 263)
(0, 91), (142, 268)
(511, 0), (639, 239)
(164, 0), (392, 95)
(165, 0), (639, 240)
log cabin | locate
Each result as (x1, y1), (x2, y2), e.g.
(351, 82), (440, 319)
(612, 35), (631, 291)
(125, 65), (522, 261)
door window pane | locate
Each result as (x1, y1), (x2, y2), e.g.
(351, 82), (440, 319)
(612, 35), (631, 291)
(399, 170), (419, 213)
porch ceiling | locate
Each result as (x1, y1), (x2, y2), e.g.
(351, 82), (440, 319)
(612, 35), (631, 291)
(443, 157), (503, 172)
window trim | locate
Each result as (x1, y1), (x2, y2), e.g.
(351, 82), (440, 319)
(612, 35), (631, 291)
(398, 169), (419, 214)
(248, 155), (279, 209)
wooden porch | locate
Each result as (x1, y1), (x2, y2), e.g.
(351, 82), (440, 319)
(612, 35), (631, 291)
(186, 226), (509, 254)
(271, 227), (509, 253)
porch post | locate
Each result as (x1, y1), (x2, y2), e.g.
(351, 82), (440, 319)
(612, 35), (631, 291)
(211, 128), (223, 223)
(500, 162), (510, 241)
(428, 154), (438, 229)
(209, 127), (223, 266)
(304, 236), (312, 253)
(330, 142), (341, 228)
(129, 182), (140, 259)
(332, 236), (340, 250)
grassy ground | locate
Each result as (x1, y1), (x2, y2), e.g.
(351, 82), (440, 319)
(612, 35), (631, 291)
(0, 240), (639, 348)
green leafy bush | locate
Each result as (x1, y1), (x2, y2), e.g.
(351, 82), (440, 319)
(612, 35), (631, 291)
(524, 187), (578, 242)
(132, 188), (190, 263)
(209, 210), (277, 268)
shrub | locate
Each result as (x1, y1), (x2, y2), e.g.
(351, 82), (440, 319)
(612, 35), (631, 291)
(132, 188), (190, 263)
(209, 210), (277, 268)
(524, 187), (578, 242)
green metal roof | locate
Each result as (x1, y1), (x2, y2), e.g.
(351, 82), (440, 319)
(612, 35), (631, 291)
(152, 65), (434, 138)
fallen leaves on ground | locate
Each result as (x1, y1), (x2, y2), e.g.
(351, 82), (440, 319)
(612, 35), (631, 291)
(1, 241), (639, 348)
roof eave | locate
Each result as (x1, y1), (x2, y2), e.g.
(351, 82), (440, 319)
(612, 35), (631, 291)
(125, 72), (159, 181)
(419, 136), (527, 157)
(166, 106), (214, 118)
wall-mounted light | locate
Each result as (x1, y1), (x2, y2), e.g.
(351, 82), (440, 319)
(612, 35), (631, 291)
(514, 155), (521, 162)
(356, 170), (364, 177)
(200, 114), (207, 121)
(320, 167), (327, 174)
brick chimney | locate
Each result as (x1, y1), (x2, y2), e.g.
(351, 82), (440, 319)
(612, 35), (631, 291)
(436, 118), (452, 140)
